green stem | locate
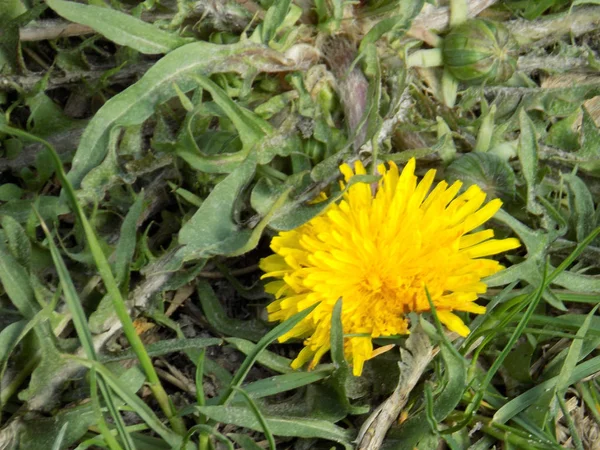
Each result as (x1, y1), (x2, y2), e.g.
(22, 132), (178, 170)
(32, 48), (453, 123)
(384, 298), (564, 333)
(406, 48), (443, 68)
(257, 164), (288, 181)
(1, 356), (39, 405)
(449, 0), (468, 27)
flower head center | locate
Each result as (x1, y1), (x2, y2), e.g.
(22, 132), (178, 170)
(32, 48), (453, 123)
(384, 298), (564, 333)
(363, 273), (384, 294)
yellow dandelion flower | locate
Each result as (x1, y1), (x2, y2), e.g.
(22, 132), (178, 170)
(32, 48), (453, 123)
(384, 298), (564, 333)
(260, 158), (520, 376)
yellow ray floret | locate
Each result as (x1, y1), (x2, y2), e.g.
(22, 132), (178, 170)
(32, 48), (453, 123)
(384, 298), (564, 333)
(260, 158), (520, 376)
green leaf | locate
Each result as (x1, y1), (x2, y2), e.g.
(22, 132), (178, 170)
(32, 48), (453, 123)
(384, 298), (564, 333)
(261, 0), (291, 44)
(494, 354), (600, 425)
(475, 105), (496, 153)
(238, 367), (333, 401)
(445, 152), (516, 201)
(525, 304), (600, 426)
(0, 196), (70, 223)
(0, 247), (38, 318)
(225, 337), (294, 373)
(518, 109), (542, 215)
(578, 107), (600, 174)
(39, 212), (135, 449)
(0, 319), (27, 367)
(358, 0), (423, 54)
(66, 41), (308, 192)
(69, 357), (187, 448)
(232, 388), (277, 450)
(563, 173), (595, 243)
(219, 303), (319, 405)
(178, 154), (256, 258)
(0, 183), (23, 201)
(193, 74), (272, 151)
(193, 405), (353, 445)
(113, 192), (145, 287)
(45, 0), (188, 54)
(1, 215), (31, 268)
(228, 434), (264, 450)
(391, 302), (468, 448)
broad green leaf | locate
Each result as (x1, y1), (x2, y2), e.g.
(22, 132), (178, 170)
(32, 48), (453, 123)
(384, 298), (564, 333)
(66, 41), (310, 192)
(1, 215), (31, 268)
(228, 434), (263, 450)
(0, 247), (38, 318)
(0, 183), (23, 201)
(46, 0), (188, 54)
(474, 105), (496, 152)
(546, 108), (580, 151)
(193, 405), (353, 445)
(178, 154), (256, 258)
(232, 388), (276, 450)
(0, 319), (27, 366)
(0, 196), (70, 223)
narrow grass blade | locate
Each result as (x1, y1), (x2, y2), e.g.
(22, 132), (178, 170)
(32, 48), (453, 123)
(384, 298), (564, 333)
(0, 125), (184, 434)
(219, 303), (318, 405)
(232, 387), (276, 450)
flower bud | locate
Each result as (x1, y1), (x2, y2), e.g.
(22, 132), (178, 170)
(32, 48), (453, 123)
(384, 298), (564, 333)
(442, 19), (518, 85)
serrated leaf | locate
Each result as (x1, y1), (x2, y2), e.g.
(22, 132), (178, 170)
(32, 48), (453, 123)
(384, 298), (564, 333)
(46, 0), (188, 54)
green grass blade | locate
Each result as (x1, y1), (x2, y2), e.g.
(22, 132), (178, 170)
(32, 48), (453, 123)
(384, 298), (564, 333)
(219, 302), (319, 405)
(38, 212), (136, 449)
(232, 387), (276, 450)
(0, 125), (185, 434)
